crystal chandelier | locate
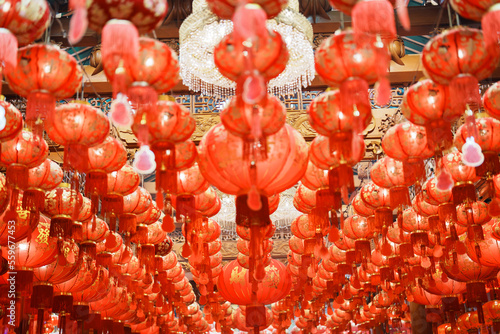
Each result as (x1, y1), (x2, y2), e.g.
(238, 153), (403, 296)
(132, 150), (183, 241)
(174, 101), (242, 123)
(179, 0), (315, 98)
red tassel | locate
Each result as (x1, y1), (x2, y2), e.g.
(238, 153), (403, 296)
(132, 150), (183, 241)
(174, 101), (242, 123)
(22, 188), (45, 211)
(85, 171), (108, 197)
(65, 144), (89, 172)
(482, 5), (500, 51)
(376, 76), (391, 106)
(449, 74), (481, 112)
(25, 91), (56, 136)
(139, 244), (156, 274)
(0, 29), (17, 71)
(129, 84), (158, 125)
(339, 78), (370, 117)
(68, 0), (88, 45)
(352, 0), (397, 39)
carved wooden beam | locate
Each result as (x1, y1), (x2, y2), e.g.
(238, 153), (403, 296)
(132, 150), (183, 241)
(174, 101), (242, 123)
(49, 5), (474, 47)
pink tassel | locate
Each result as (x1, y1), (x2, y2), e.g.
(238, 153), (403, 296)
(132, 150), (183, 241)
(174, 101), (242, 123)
(395, 0), (410, 31)
(482, 5), (500, 51)
(352, 0), (397, 39)
(101, 20), (139, 88)
(0, 29), (17, 71)
(68, 0), (88, 45)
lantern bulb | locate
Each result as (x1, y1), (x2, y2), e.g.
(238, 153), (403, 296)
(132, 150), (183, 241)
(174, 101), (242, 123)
(462, 137), (484, 167)
(0, 104), (5, 131)
(133, 145), (156, 175)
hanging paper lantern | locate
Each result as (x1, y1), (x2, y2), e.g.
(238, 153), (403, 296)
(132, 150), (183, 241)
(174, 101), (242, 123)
(139, 98), (196, 200)
(293, 184), (316, 214)
(43, 184), (83, 241)
(214, 30), (289, 83)
(103, 164), (140, 233)
(5, 45), (83, 136)
(315, 30), (391, 107)
(370, 157), (424, 209)
(80, 217), (109, 258)
(359, 182), (391, 235)
(0, 0), (51, 97)
(0, 193), (37, 245)
(46, 102), (110, 172)
(119, 187), (152, 238)
(484, 300), (500, 331)
(1, 130), (48, 225)
(23, 159), (63, 215)
(85, 136), (128, 204)
(198, 123), (307, 219)
(218, 259), (292, 305)
(441, 151), (478, 206)
(32, 242), (80, 334)
(401, 79), (458, 154)
(382, 122), (434, 163)
(221, 94), (286, 161)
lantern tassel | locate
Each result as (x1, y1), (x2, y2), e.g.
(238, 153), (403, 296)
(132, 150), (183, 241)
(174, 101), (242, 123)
(395, 0), (411, 31)
(68, 0), (88, 45)
(482, 5), (500, 51)
(26, 92), (56, 137)
(352, 0), (396, 39)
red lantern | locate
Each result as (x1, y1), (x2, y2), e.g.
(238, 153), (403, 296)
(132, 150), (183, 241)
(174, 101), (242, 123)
(103, 164), (140, 232)
(32, 242), (80, 334)
(382, 122), (434, 164)
(198, 123), (307, 219)
(484, 300), (500, 331)
(23, 159), (63, 214)
(140, 98), (196, 199)
(119, 186), (152, 238)
(359, 182), (391, 235)
(214, 30), (289, 83)
(370, 157), (424, 209)
(293, 184), (316, 214)
(441, 151), (478, 205)
(43, 184), (83, 241)
(401, 79), (458, 152)
(217, 259), (292, 305)
(5, 45), (83, 135)
(46, 102), (109, 172)
(85, 136), (128, 203)
(315, 30), (391, 108)
(1, 130), (48, 223)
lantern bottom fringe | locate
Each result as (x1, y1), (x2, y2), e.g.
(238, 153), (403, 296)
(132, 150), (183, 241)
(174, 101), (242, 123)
(101, 194), (124, 217)
(375, 208), (392, 231)
(119, 213), (137, 234)
(236, 194), (270, 228)
(476, 151), (500, 178)
(50, 216), (73, 239)
(85, 171), (108, 197)
(452, 183), (477, 206)
(26, 91), (56, 130)
(390, 186), (410, 209)
(53, 294), (73, 314)
(411, 231), (429, 248)
(176, 194), (196, 221)
(22, 188), (45, 211)
(6, 164), (28, 190)
(438, 203), (457, 226)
